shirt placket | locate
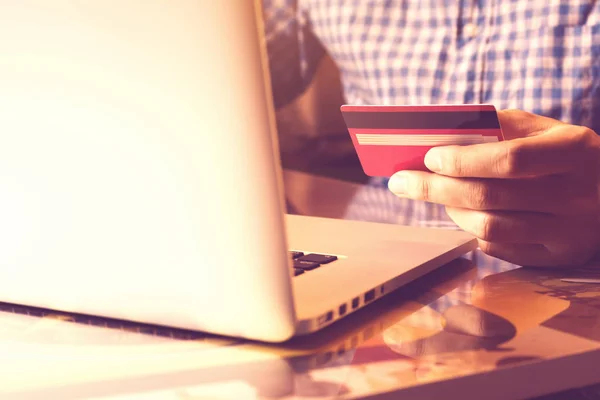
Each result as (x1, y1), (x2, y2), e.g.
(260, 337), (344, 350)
(476, 0), (498, 105)
(455, 0), (487, 104)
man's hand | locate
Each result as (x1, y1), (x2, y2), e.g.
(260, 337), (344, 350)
(388, 110), (600, 267)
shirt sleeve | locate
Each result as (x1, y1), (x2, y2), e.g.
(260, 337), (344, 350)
(261, 0), (326, 109)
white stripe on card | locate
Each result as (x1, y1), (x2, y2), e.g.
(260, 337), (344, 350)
(355, 134), (499, 146)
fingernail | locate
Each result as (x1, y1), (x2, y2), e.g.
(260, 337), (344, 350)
(388, 172), (407, 195)
(424, 148), (443, 172)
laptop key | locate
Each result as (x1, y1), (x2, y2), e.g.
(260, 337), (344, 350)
(299, 253), (338, 264)
(294, 260), (320, 271)
(290, 251), (304, 259)
(294, 268), (305, 276)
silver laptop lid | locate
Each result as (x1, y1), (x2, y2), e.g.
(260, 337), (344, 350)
(0, 0), (296, 341)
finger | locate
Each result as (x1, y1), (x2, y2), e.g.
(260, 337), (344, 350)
(442, 305), (516, 339)
(478, 239), (596, 268)
(423, 123), (599, 179)
(496, 109), (561, 140)
(388, 171), (570, 214)
(476, 241), (554, 267)
(444, 207), (556, 244)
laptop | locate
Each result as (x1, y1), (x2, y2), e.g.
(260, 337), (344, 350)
(0, 0), (477, 342)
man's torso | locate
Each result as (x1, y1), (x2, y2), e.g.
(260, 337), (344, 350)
(302, 0), (600, 129)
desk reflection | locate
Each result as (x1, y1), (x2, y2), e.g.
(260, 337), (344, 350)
(3, 249), (600, 400)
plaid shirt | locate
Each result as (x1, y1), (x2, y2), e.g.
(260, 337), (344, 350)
(263, 0), (600, 228)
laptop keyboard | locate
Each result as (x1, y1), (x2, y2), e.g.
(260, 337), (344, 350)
(290, 251), (338, 277)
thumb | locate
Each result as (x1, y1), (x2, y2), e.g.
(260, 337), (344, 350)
(497, 109), (563, 140)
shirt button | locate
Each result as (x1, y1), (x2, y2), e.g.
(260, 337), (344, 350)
(462, 23), (479, 38)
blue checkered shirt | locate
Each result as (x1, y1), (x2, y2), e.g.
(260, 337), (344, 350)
(263, 0), (600, 231)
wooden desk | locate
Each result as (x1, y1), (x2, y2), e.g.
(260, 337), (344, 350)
(2, 171), (600, 400)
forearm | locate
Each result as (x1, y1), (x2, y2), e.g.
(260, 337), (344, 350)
(276, 56), (353, 170)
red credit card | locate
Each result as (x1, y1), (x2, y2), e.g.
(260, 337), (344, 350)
(340, 104), (505, 177)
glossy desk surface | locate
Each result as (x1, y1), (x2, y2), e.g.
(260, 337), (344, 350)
(3, 170), (600, 400)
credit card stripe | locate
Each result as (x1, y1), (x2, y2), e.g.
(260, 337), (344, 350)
(358, 139), (496, 143)
(357, 141), (498, 146)
(356, 134), (499, 146)
(355, 134), (499, 140)
(348, 128), (502, 136)
(357, 138), (498, 142)
(341, 105), (497, 113)
(342, 111), (500, 130)
(357, 140), (498, 145)
(359, 143), (496, 145)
